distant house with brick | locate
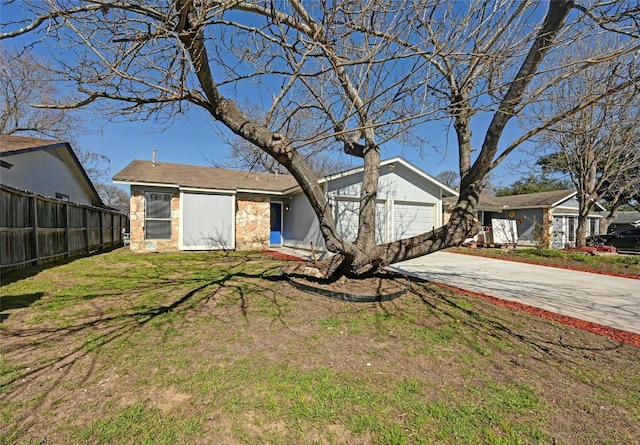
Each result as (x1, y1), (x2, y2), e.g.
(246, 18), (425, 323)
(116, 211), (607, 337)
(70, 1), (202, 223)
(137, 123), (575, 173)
(113, 157), (457, 252)
(445, 189), (605, 248)
(0, 135), (104, 207)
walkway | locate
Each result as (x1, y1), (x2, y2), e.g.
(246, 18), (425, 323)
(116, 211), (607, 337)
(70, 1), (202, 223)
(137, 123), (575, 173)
(388, 252), (640, 335)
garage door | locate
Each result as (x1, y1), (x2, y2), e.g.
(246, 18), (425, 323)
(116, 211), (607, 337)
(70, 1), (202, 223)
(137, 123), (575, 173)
(335, 199), (387, 244)
(393, 202), (435, 241)
(181, 193), (235, 249)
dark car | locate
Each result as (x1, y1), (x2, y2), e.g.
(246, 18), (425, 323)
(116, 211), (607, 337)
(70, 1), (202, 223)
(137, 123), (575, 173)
(587, 228), (640, 252)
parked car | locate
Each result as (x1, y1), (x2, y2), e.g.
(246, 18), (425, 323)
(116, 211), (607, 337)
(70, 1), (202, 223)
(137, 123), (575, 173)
(587, 228), (640, 252)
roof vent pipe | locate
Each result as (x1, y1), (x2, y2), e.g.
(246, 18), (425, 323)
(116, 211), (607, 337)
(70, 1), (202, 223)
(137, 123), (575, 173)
(152, 148), (157, 166)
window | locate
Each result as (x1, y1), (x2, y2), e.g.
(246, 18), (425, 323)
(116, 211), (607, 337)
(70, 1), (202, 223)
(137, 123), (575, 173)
(568, 217), (575, 243)
(145, 192), (172, 239)
(55, 192), (69, 201)
(589, 218), (598, 237)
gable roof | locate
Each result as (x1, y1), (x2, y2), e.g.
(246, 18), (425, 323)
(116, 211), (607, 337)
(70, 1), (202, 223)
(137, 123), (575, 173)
(113, 159), (298, 194)
(476, 189), (578, 211)
(0, 135), (105, 207)
(611, 211), (640, 225)
(114, 157), (459, 197)
(318, 157), (459, 197)
(445, 189), (606, 213)
(1, 134), (73, 155)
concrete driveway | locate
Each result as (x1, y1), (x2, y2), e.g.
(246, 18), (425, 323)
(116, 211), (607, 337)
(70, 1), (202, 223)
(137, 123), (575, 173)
(388, 252), (640, 335)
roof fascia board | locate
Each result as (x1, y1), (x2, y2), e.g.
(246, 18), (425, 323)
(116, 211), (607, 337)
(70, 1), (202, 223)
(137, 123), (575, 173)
(550, 192), (577, 207)
(114, 180), (179, 188)
(54, 143), (105, 208)
(236, 188), (288, 195)
(552, 211), (603, 218)
(181, 186), (236, 194)
(318, 156), (459, 197)
(0, 141), (68, 157)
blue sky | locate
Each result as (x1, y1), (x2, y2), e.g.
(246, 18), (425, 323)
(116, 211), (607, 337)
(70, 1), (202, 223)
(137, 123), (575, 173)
(2, 3), (535, 190)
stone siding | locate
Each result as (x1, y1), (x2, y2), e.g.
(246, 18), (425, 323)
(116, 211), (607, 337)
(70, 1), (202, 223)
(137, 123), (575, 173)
(235, 197), (271, 250)
(129, 189), (180, 251)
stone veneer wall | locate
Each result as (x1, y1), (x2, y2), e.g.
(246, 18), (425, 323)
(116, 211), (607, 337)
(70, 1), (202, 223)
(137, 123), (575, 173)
(129, 189), (180, 251)
(235, 197), (271, 250)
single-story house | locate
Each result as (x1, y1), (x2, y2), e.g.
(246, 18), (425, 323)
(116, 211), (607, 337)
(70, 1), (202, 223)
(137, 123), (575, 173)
(112, 157), (458, 252)
(445, 189), (605, 248)
(0, 135), (105, 207)
(606, 211), (640, 233)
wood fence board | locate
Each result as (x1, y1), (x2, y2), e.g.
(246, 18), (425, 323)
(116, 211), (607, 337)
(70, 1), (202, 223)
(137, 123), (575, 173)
(1, 185), (128, 270)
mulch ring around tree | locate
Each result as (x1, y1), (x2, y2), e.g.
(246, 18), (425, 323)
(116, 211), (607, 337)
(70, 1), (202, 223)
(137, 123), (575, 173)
(266, 250), (640, 346)
(279, 262), (410, 303)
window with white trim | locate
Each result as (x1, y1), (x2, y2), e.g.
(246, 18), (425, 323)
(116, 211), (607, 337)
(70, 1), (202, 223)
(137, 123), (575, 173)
(589, 218), (598, 237)
(145, 192), (172, 239)
(568, 217), (575, 243)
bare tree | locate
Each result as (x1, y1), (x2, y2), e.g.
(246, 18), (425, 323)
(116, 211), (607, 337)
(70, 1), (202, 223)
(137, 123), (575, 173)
(435, 170), (459, 190)
(2, 0), (638, 278)
(95, 183), (130, 213)
(531, 41), (640, 247)
(0, 49), (82, 139)
(0, 48), (112, 185)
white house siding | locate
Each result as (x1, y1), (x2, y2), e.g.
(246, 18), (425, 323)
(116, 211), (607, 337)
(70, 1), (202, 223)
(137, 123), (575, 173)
(1, 149), (94, 205)
(282, 191), (325, 250)
(551, 213), (600, 249)
(180, 192), (235, 250)
(283, 162), (446, 250)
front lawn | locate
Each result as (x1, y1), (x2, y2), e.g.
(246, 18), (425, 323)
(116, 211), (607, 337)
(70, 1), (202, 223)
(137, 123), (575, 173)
(1, 250), (639, 444)
(448, 246), (640, 278)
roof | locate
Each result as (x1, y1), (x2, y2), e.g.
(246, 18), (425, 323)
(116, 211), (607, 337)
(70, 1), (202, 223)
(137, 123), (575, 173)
(113, 159), (299, 193)
(114, 157), (460, 197)
(476, 189), (578, 211)
(444, 189), (606, 213)
(318, 157), (459, 198)
(0, 135), (105, 207)
(0, 134), (69, 154)
(611, 211), (640, 225)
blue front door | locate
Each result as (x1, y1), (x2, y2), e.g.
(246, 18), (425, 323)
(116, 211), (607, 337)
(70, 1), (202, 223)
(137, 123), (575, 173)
(270, 203), (282, 245)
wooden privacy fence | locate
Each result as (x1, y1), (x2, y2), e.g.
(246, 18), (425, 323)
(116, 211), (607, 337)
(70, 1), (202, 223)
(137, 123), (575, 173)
(1, 185), (129, 271)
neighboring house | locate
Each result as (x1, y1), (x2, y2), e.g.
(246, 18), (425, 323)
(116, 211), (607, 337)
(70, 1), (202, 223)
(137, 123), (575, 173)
(445, 189), (604, 248)
(113, 157), (458, 252)
(0, 135), (104, 207)
(607, 211), (640, 233)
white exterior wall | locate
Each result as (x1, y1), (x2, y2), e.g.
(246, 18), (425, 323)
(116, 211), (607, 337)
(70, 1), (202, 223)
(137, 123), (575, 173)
(283, 163), (447, 250)
(282, 190), (325, 250)
(1, 150), (95, 205)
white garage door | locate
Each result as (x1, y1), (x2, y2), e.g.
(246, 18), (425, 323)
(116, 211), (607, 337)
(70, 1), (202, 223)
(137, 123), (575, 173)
(393, 202), (435, 241)
(335, 199), (387, 244)
(181, 193), (235, 250)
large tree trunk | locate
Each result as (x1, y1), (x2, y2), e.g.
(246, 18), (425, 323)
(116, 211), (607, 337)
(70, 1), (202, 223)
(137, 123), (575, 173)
(575, 215), (589, 248)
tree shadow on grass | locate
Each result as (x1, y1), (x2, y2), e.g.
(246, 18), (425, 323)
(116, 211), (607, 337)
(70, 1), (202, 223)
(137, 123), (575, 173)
(0, 292), (45, 323)
(0, 245), (125, 287)
(4, 255), (636, 442)
(403, 278), (628, 361)
(0, 255), (290, 411)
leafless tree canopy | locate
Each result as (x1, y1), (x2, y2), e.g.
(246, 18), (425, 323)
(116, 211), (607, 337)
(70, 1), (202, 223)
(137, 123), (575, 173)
(0, 48), (112, 186)
(531, 40), (640, 246)
(2, 0), (638, 277)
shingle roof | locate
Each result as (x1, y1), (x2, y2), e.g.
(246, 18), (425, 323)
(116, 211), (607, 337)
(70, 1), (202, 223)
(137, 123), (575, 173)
(0, 135), (67, 154)
(444, 189), (577, 211)
(1, 135), (105, 208)
(612, 211), (640, 225)
(477, 189), (576, 210)
(113, 159), (298, 193)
